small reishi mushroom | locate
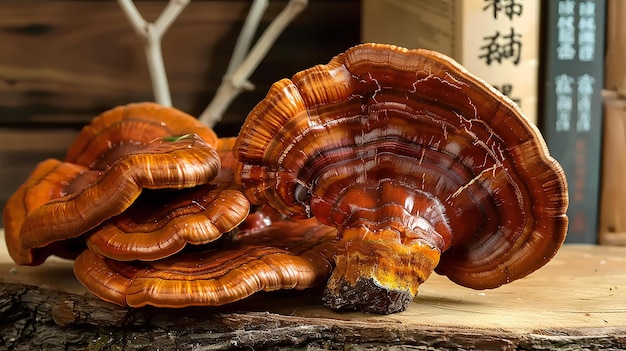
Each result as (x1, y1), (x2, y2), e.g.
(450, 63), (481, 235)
(85, 183), (250, 261)
(4, 103), (221, 265)
(234, 43), (568, 314)
(73, 217), (337, 308)
(64, 101), (219, 168)
(85, 135), (250, 261)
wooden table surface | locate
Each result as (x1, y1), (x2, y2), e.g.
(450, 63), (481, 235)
(1, 229), (626, 350)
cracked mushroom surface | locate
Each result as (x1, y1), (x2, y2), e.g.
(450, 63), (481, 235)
(234, 43), (568, 314)
(74, 217), (337, 308)
(4, 103), (220, 265)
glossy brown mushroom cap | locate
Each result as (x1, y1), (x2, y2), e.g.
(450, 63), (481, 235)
(4, 103), (223, 266)
(18, 134), (220, 258)
(86, 183), (250, 261)
(234, 43), (568, 313)
(3, 159), (95, 265)
(65, 102), (218, 168)
(74, 218), (337, 307)
(84, 134), (247, 263)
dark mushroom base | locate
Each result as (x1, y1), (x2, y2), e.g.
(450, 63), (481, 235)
(321, 235), (441, 314)
(322, 277), (414, 314)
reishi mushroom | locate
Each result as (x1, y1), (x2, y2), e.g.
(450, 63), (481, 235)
(19, 134), (219, 251)
(74, 217), (337, 308)
(3, 102), (221, 265)
(234, 43), (568, 314)
(72, 132), (337, 307)
(85, 136), (250, 262)
(64, 102), (219, 166)
(3, 99), (339, 308)
(85, 182), (250, 261)
(3, 159), (93, 265)
(4, 44), (569, 314)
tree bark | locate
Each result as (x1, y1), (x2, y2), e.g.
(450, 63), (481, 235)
(2, 281), (625, 351)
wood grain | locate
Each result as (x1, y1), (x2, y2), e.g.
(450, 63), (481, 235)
(0, 0), (361, 136)
(0, 0), (360, 227)
(1, 230), (625, 350)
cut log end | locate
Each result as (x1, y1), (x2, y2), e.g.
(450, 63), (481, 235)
(322, 277), (414, 314)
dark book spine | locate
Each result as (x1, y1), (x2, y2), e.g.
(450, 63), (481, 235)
(541, 0), (606, 243)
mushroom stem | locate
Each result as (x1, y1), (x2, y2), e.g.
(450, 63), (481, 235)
(306, 179), (451, 313)
(322, 227), (442, 314)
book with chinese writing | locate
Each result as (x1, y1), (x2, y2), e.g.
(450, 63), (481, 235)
(598, 0), (622, 245)
(361, 0), (540, 124)
(541, 0), (606, 243)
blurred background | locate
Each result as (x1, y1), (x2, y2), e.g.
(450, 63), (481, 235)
(0, 0), (361, 226)
(1, 0), (622, 246)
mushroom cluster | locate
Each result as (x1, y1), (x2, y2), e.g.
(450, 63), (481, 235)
(4, 43), (568, 314)
(4, 102), (337, 308)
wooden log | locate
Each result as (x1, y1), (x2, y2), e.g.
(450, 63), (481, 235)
(2, 238), (626, 350)
(3, 281), (625, 351)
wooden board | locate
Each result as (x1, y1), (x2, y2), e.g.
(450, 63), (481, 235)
(0, 0), (360, 136)
(0, 0), (360, 229)
(1, 229), (626, 350)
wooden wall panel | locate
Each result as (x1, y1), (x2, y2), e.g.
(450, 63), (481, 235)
(0, 0), (360, 227)
(0, 0), (361, 136)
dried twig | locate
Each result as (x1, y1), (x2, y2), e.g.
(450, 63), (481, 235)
(225, 0), (269, 79)
(199, 0), (308, 127)
(117, 0), (190, 107)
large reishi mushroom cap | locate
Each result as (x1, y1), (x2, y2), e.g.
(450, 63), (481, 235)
(74, 218), (337, 308)
(234, 43), (568, 314)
